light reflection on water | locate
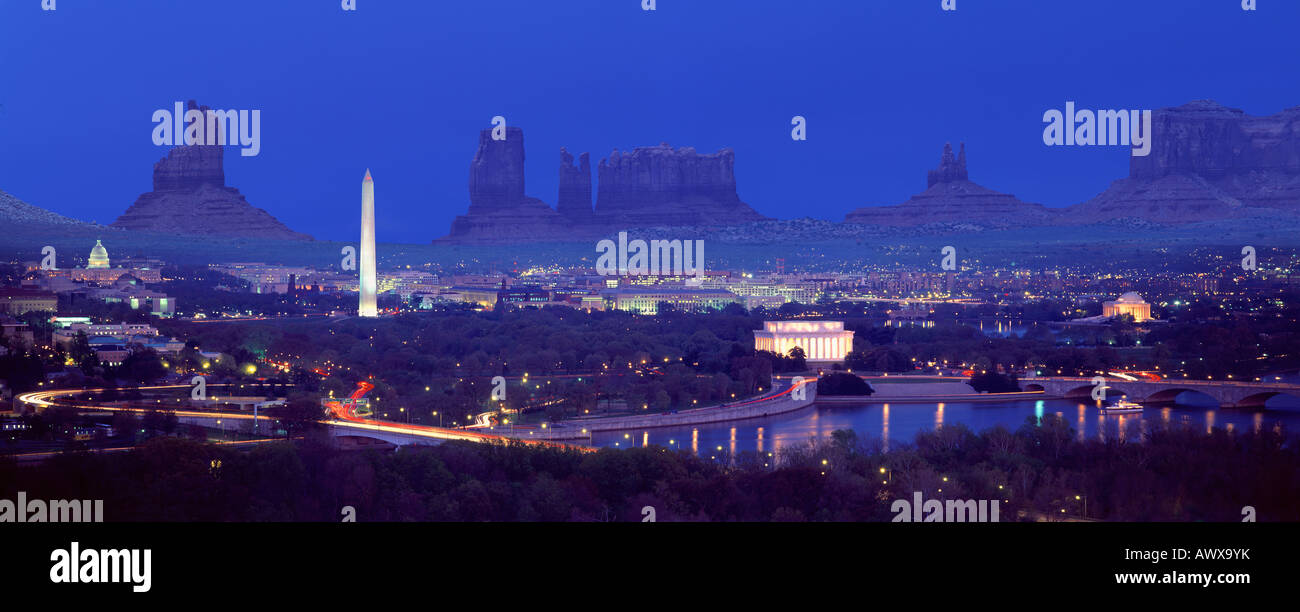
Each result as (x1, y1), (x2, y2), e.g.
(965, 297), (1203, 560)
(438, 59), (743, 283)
(590, 398), (1300, 454)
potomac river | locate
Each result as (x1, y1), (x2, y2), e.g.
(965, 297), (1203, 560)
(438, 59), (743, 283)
(589, 391), (1300, 456)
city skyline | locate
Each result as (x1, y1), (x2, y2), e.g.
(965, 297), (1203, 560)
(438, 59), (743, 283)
(3, 4), (1300, 597)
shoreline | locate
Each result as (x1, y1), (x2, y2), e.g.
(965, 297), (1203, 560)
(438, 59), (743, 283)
(515, 385), (1057, 441)
(816, 390), (1049, 405)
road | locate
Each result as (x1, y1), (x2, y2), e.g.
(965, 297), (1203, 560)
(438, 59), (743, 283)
(17, 384), (590, 451)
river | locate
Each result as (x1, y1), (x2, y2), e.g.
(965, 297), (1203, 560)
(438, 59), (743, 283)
(589, 397), (1300, 456)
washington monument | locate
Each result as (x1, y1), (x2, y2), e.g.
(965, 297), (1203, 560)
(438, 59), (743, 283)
(359, 169), (377, 318)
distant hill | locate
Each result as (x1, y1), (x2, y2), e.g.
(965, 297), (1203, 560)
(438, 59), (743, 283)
(844, 143), (1055, 228)
(0, 188), (103, 228)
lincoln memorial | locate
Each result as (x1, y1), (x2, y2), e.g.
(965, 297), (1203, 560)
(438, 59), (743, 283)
(753, 321), (855, 362)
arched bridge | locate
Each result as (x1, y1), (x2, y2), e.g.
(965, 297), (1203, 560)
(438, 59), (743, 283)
(1023, 377), (1300, 409)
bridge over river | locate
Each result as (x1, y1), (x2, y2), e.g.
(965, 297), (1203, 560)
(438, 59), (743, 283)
(1023, 376), (1300, 408)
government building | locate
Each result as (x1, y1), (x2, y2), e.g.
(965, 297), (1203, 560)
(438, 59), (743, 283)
(38, 240), (163, 284)
(1102, 292), (1152, 322)
(601, 287), (738, 315)
(753, 320), (855, 362)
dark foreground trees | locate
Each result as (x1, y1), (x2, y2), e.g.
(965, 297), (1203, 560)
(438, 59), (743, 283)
(2, 416), (1296, 522)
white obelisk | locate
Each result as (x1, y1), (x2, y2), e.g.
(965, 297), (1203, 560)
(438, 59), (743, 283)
(359, 169), (378, 317)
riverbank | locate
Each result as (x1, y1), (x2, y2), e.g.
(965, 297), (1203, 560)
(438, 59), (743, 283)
(817, 391), (1048, 405)
(508, 378), (818, 440)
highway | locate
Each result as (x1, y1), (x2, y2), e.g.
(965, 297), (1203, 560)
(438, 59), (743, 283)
(16, 384), (590, 451)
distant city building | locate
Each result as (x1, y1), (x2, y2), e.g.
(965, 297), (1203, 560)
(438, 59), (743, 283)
(754, 320), (855, 362)
(89, 274), (176, 317)
(380, 270), (440, 299)
(450, 286), (505, 309)
(601, 287), (738, 315)
(711, 279), (822, 305)
(0, 288), (57, 315)
(38, 240), (164, 284)
(739, 294), (786, 311)
(210, 263), (317, 294)
(0, 317), (34, 347)
(1102, 292), (1152, 322)
(49, 316), (93, 329)
(52, 322), (183, 358)
(54, 322), (155, 345)
(91, 344), (130, 366)
(452, 274), (512, 288)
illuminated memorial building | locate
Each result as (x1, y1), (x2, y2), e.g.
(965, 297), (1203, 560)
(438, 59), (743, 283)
(753, 321), (855, 362)
(40, 240), (162, 284)
(1102, 292), (1152, 322)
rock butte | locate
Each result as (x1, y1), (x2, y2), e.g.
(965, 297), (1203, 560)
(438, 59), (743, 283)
(436, 128), (767, 244)
(847, 100), (1300, 228)
(112, 100), (311, 241)
(1069, 100), (1300, 223)
(844, 142), (1053, 227)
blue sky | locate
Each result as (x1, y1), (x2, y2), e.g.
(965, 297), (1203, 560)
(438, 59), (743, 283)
(1, 0), (1297, 242)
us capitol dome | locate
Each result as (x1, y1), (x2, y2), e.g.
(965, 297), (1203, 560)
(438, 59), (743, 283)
(87, 239), (111, 269)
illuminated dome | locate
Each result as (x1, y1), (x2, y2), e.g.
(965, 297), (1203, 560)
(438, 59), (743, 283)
(1103, 292), (1152, 322)
(87, 240), (110, 269)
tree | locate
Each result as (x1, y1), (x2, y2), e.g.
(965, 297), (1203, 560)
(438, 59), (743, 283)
(117, 349), (167, 384)
(141, 409), (165, 436)
(268, 397), (325, 440)
(787, 347), (807, 371)
(816, 373), (875, 396)
(967, 371), (1021, 393)
(68, 331), (99, 371)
